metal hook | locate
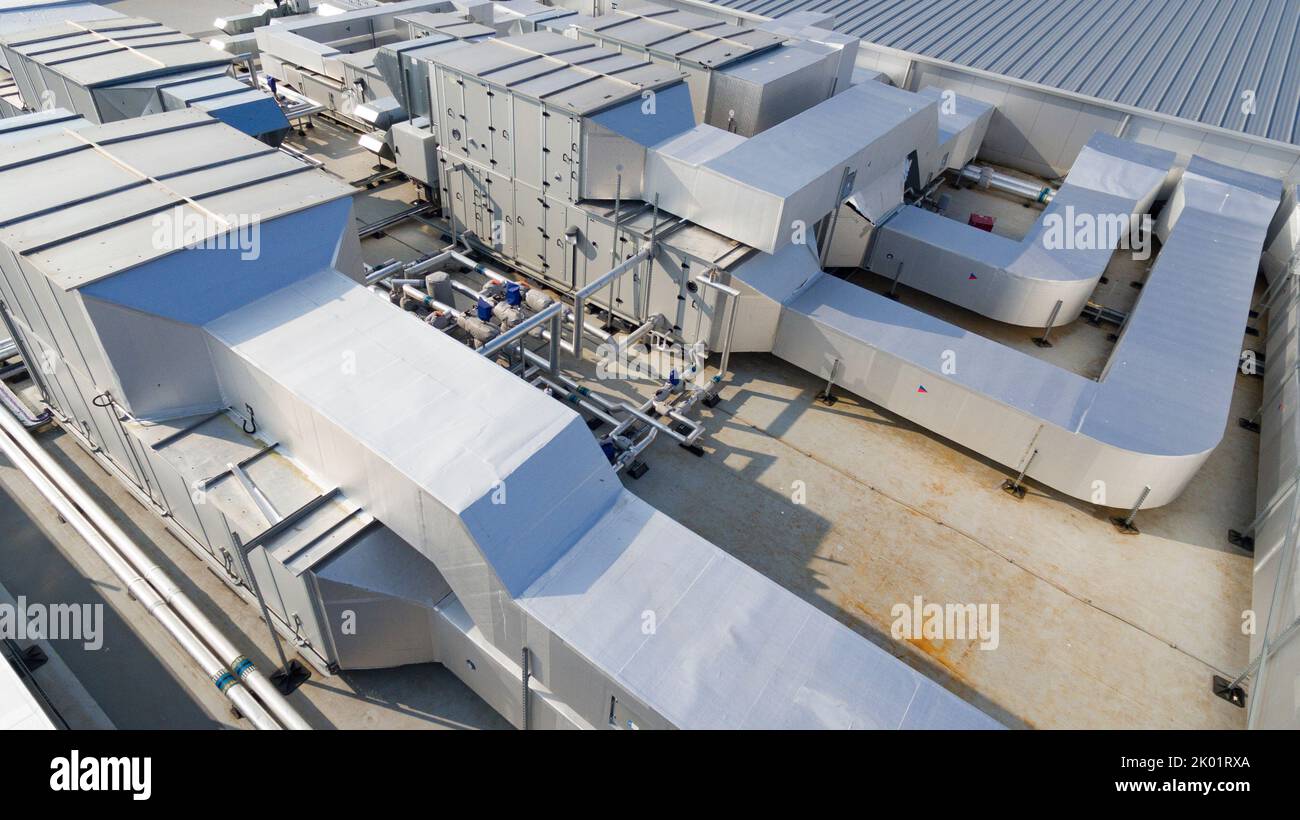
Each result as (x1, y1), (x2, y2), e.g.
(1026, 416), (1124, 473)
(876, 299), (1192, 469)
(242, 403), (257, 435)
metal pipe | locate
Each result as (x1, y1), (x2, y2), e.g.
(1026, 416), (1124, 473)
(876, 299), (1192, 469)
(363, 260), (405, 285)
(612, 317), (658, 361)
(520, 647), (530, 730)
(0, 407), (311, 730)
(478, 302), (564, 358)
(959, 164), (1055, 204)
(529, 374), (620, 427)
(0, 422), (281, 729)
(573, 245), (655, 361)
(547, 311), (561, 376)
(521, 348), (697, 446)
(694, 275), (740, 380)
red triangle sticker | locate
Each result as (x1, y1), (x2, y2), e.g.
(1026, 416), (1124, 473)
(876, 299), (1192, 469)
(968, 273), (978, 280)
(917, 385), (928, 394)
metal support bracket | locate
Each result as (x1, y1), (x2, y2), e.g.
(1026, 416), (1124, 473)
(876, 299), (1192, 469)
(1212, 675), (1247, 708)
(270, 659), (311, 696)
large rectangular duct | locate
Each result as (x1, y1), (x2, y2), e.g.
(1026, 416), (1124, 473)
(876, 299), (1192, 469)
(645, 79), (938, 254)
(758, 155), (1281, 510)
(868, 133), (1176, 327)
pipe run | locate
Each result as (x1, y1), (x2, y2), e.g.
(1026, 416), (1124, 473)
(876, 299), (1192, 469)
(693, 274), (740, 381)
(477, 301), (564, 360)
(0, 414), (285, 729)
(959, 164), (1055, 204)
(572, 245), (655, 362)
(0, 405), (311, 730)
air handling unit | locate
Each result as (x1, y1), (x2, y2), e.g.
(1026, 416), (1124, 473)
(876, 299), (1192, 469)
(543, 1), (856, 136)
(0, 16), (290, 143)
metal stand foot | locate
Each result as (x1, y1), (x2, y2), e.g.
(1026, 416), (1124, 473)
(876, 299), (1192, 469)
(816, 360), (839, 405)
(270, 659), (311, 696)
(679, 442), (705, 457)
(1227, 529), (1255, 552)
(1001, 448), (1037, 499)
(627, 460), (649, 479)
(1110, 485), (1151, 535)
(1109, 516), (1140, 535)
(1033, 300), (1063, 348)
(1212, 675), (1246, 708)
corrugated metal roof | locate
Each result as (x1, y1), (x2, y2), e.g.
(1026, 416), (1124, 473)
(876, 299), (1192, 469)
(706, 0), (1300, 146)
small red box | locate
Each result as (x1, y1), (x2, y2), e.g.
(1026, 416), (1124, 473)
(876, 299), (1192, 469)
(968, 213), (996, 232)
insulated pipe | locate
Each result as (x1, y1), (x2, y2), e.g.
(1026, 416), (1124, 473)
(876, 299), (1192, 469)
(573, 245), (655, 362)
(959, 164), (1055, 204)
(693, 276), (740, 380)
(478, 302), (564, 358)
(519, 348), (698, 446)
(405, 250), (455, 277)
(0, 423), (280, 729)
(363, 260), (405, 285)
(0, 408), (311, 730)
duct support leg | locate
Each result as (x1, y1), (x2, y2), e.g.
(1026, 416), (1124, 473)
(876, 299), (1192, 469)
(1110, 485), (1151, 535)
(520, 647), (530, 731)
(1001, 449), (1037, 499)
(1033, 300), (1064, 348)
(816, 359), (840, 406)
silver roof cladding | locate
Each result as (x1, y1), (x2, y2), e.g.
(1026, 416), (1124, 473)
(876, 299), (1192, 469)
(428, 29), (685, 115)
(705, 0), (1300, 146)
(0, 17), (232, 88)
(560, 3), (786, 69)
(0, 108), (352, 290)
(0, 1), (120, 69)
